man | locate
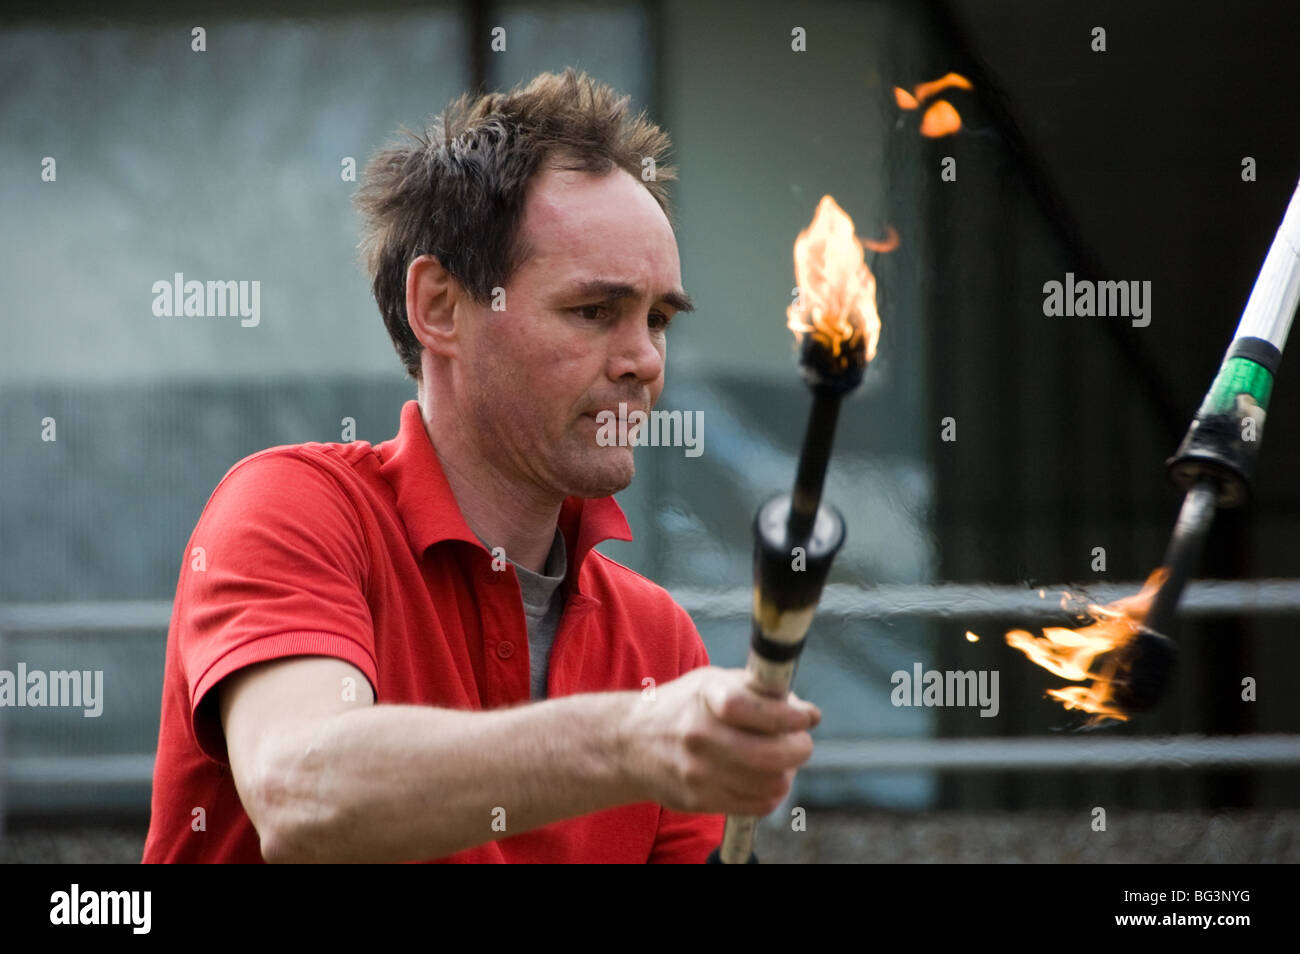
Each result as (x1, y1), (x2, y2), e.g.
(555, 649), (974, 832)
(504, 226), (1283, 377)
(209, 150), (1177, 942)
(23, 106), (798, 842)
(143, 68), (819, 864)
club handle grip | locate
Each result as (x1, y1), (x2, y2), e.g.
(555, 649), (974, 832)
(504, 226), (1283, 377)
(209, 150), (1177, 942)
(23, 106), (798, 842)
(708, 650), (796, 863)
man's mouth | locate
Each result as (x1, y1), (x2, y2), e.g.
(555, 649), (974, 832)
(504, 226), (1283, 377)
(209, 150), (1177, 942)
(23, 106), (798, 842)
(580, 404), (650, 449)
(583, 401), (648, 419)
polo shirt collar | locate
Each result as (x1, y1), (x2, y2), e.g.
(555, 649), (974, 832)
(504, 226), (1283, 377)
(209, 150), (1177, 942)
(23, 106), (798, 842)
(378, 400), (632, 575)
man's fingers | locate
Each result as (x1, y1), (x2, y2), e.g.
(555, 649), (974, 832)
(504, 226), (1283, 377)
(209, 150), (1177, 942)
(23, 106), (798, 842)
(705, 678), (819, 733)
(789, 691), (822, 728)
(693, 717), (815, 781)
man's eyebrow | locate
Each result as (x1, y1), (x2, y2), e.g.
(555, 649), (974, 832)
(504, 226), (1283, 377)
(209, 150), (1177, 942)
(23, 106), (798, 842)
(567, 279), (695, 314)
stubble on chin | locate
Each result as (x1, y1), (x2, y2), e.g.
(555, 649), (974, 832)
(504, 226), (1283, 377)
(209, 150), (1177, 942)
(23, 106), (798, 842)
(560, 442), (636, 499)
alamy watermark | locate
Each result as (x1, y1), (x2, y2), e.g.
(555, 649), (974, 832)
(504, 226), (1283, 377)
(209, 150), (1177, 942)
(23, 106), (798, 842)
(152, 272), (261, 327)
(0, 664), (103, 717)
(594, 402), (703, 458)
(1042, 272), (1151, 328)
(891, 663), (999, 717)
(50, 884), (150, 934)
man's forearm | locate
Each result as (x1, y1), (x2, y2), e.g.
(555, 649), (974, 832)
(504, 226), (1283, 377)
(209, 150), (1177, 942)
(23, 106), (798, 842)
(252, 690), (643, 863)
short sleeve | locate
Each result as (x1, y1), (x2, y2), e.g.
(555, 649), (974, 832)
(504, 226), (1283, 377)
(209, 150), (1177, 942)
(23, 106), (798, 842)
(178, 451), (378, 762)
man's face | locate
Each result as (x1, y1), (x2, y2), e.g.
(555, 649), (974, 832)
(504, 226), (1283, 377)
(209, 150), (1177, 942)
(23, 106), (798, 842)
(454, 165), (689, 500)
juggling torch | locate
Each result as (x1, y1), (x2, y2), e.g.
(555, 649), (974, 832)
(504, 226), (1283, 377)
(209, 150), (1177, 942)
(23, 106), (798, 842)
(708, 196), (892, 863)
(1125, 176), (1300, 712)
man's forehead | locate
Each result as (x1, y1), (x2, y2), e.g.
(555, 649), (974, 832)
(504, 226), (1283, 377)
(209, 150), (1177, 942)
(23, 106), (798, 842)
(523, 166), (670, 245)
(518, 166), (683, 290)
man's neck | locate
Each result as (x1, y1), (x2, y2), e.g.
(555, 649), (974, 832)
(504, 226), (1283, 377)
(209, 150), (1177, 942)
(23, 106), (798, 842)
(419, 398), (562, 574)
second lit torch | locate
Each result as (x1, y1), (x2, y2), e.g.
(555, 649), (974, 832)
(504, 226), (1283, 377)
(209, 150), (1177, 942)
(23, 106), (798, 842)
(709, 196), (893, 863)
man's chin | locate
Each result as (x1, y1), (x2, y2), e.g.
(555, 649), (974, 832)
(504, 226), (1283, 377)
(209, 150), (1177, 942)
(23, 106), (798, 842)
(566, 449), (636, 498)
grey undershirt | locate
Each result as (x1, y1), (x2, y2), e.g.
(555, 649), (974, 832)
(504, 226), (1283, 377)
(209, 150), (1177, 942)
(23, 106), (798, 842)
(506, 530), (567, 700)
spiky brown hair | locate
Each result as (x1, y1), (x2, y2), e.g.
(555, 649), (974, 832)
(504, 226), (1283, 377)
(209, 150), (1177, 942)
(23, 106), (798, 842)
(354, 68), (678, 382)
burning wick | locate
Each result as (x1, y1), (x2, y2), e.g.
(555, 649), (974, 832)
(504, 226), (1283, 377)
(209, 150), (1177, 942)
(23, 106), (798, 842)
(972, 569), (1170, 723)
(785, 195), (894, 543)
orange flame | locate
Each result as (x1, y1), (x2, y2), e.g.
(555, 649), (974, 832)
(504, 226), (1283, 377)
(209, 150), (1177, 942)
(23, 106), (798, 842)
(894, 87), (919, 111)
(894, 72), (972, 138)
(979, 568), (1168, 723)
(787, 195), (894, 365)
(920, 101), (962, 138)
(862, 225), (900, 253)
(912, 72), (973, 103)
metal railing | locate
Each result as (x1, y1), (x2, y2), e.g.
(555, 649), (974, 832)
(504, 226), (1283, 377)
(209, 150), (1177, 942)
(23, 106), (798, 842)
(3, 580), (1300, 823)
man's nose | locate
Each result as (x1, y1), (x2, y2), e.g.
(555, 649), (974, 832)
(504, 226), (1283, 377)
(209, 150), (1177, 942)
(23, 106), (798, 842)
(608, 313), (665, 384)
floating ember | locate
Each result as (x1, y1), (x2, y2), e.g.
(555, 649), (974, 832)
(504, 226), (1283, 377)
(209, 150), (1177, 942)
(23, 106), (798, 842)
(893, 71), (973, 138)
(919, 100), (962, 138)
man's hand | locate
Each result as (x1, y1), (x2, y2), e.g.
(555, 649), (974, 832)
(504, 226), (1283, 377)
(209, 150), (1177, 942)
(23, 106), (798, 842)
(618, 666), (820, 817)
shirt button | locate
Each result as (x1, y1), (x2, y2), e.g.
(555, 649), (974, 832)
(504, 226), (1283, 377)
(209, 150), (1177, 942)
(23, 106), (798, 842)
(496, 640), (515, 659)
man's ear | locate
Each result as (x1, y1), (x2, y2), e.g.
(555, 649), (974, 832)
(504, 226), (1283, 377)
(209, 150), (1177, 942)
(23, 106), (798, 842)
(406, 254), (461, 358)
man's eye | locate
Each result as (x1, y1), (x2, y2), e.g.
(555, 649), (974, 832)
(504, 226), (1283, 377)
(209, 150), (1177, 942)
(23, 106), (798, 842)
(574, 305), (608, 321)
(649, 311), (673, 332)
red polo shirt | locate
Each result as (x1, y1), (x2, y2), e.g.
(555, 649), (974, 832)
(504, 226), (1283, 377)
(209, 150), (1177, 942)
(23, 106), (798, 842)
(142, 400), (722, 863)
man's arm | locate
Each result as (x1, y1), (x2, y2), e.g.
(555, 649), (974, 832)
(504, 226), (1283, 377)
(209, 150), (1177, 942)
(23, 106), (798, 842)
(220, 656), (819, 863)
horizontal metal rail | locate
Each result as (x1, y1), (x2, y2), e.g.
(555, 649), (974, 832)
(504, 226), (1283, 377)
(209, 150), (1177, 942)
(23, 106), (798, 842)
(674, 580), (1300, 621)
(0, 601), (173, 631)
(4, 579), (1300, 631)
(807, 735), (1300, 772)
(4, 754), (156, 786)
(5, 736), (1300, 790)
(3, 592), (1299, 798)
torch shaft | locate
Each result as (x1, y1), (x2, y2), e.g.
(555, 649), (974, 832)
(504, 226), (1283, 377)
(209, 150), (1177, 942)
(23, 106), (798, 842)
(1168, 175), (1300, 507)
(717, 650), (798, 864)
(710, 193), (872, 862)
(787, 390), (843, 542)
(1145, 479), (1217, 636)
(1150, 178), (1300, 653)
(711, 492), (847, 864)
(1233, 179), (1300, 352)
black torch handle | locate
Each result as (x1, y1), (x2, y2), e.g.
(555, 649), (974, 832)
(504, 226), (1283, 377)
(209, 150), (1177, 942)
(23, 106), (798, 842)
(787, 390), (843, 542)
(1145, 479), (1218, 636)
(711, 494), (847, 864)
